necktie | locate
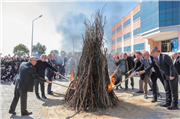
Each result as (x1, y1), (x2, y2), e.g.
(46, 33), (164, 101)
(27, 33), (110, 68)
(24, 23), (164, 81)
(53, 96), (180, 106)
(156, 58), (160, 65)
(173, 59), (176, 65)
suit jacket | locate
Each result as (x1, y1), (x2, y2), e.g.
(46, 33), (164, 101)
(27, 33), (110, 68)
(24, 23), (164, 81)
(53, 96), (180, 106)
(143, 55), (164, 79)
(129, 59), (144, 79)
(15, 62), (46, 92)
(126, 56), (134, 72)
(173, 56), (180, 75)
(55, 56), (67, 67)
(21, 59), (28, 63)
(158, 53), (178, 80)
(45, 59), (55, 79)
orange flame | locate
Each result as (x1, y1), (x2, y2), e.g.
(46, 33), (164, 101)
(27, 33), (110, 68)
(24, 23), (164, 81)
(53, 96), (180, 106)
(69, 71), (74, 81)
(74, 81), (77, 89)
(108, 73), (115, 92)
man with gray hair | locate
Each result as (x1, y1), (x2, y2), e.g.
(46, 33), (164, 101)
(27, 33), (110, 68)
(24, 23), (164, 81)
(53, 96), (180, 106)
(9, 56), (51, 116)
(35, 54), (59, 99)
(150, 48), (178, 110)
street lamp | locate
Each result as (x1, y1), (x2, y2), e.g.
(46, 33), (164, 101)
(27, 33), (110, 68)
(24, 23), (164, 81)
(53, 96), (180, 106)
(31, 15), (42, 56)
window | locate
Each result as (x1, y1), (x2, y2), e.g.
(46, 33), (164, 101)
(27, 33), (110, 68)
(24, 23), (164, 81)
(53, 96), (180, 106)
(124, 46), (131, 52)
(133, 27), (141, 36)
(117, 48), (122, 53)
(117, 25), (122, 32)
(133, 11), (140, 21)
(123, 19), (131, 28)
(112, 49), (115, 53)
(112, 39), (116, 44)
(134, 43), (144, 51)
(161, 38), (178, 52)
(124, 32), (131, 40)
(111, 30), (115, 36)
(117, 36), (122, 43)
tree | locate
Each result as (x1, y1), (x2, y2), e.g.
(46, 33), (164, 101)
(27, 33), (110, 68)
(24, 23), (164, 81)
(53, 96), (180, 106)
(13, 44), (29, 56)
(32, 42), (46, 56)
(50, 50), (59, 55)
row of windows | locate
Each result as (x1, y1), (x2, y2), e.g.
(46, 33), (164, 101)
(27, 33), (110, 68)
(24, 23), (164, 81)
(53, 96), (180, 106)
(124, 46), (131, 52)
(133, 27), (141, 36)
(160, 12), (180, 22)
(117, 36), (122, 43)
(117, 25), (122, 32)
(133, 11), (140, 21)
(123, 19), (131, 28)
(111, 30), (115, 36)
(159, 1), (180, 10)
(112, 39), (116, 44)
(134, 43), (145, 51)
(160, 20), (180, 27)
(124, 32), (131, 40)
(117, 48), (122, 53)
(159, 7), (180, 15)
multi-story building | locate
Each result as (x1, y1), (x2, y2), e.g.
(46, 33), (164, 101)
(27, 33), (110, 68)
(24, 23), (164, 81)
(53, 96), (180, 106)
(111, 1), (180, 55)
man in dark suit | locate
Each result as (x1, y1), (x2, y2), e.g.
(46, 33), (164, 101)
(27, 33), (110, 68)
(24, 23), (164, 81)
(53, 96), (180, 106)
(130, 51), (152, 99)
(138, 51), (164, 102)
(35, 54), (59, 99)
(123, 53), (134, 90)
(127, 52), (144, 93)
(46, 54), (56, 95)
(151, 48), (178, 110)
(9, 56), (50, 116)
(21, 55), (28, 63)
(173, 52), (180, 93)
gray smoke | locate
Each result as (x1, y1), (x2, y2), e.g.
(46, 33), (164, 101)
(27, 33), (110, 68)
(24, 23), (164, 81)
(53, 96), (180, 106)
(56, 11), (86, 53)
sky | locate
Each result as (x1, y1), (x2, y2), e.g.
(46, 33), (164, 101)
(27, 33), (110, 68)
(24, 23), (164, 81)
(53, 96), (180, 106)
(1, 1), (138, 57)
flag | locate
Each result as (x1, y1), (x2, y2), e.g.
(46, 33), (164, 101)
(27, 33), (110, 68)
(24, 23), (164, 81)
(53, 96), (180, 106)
(35, 50), (39, 58)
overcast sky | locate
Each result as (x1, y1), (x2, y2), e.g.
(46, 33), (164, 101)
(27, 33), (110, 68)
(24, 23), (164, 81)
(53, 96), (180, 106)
(1, 1), (138, 56)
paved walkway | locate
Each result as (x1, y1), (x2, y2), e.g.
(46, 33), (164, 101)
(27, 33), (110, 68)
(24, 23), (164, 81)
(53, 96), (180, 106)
(0, 76), (180, 119)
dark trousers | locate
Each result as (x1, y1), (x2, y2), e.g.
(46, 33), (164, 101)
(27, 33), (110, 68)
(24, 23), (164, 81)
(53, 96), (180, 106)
(164, 77), (178, 106)
(35, 80), (45, 96)
(47, 77), (53, 93)
(151, 72), (164, 99)
(10, 87), (28, 114)
(125, 74), (134, 88)
(59, 66), (65, 79)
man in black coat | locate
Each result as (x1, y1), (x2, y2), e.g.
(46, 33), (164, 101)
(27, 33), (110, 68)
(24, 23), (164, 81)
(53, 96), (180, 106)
(138, 51), (164, 102)
(123, 53), (134, 90)
(151, 48), (179, 110)
(35, 54), (59, 99)
(127, 52), (144, 93)
(46, 54), (57, 95)
(173, 52), (180, 75)
(9, 56), (50, 116)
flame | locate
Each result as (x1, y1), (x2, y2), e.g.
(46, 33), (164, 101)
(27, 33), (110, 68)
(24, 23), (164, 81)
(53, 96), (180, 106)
(108, 73), (116, 92)
(69, 70), (74, 81)
(74, 81), (77, 89)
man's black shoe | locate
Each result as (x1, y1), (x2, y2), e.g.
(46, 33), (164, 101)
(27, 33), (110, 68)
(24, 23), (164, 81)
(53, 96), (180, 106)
(151, 98), (157, 103)
(149, 89), (152, 91)
(42, 95), (47, 99)
(125, 88), (128, 91)
(167, 105), (178, 110)
(48, 92), (54, 95)
(22, 112), (32, 116)
(137, 91), (143, 93)
(144, 95), (148, 99)
(132, 87), (134, 90)
(9, 110), (16, 115)
(36, 95), (41, 99)
(160, 103), (171, 107)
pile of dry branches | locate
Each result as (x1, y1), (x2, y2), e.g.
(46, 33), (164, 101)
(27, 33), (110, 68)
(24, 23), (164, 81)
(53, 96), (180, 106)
(65, 9), (118, 112)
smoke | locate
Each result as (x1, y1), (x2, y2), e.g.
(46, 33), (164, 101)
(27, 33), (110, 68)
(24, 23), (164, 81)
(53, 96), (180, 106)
(56, 11), (87, 53)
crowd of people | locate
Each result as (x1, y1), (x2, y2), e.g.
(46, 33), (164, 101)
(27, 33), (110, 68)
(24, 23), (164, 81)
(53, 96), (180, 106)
(1, 48), (180, 116)
(107, 48), (180, 110)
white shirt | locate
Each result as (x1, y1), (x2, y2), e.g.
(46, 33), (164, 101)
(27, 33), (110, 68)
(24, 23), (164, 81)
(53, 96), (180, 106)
(157, 53), (160, 62)
(148, 56), (155, 72)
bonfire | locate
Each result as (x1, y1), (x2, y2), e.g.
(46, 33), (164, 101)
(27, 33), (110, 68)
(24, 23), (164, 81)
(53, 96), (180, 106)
(65, 9), (118, 112)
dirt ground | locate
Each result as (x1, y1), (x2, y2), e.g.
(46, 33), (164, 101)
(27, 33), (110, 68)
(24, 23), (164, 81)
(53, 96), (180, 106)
(40, 85), (155, 119)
